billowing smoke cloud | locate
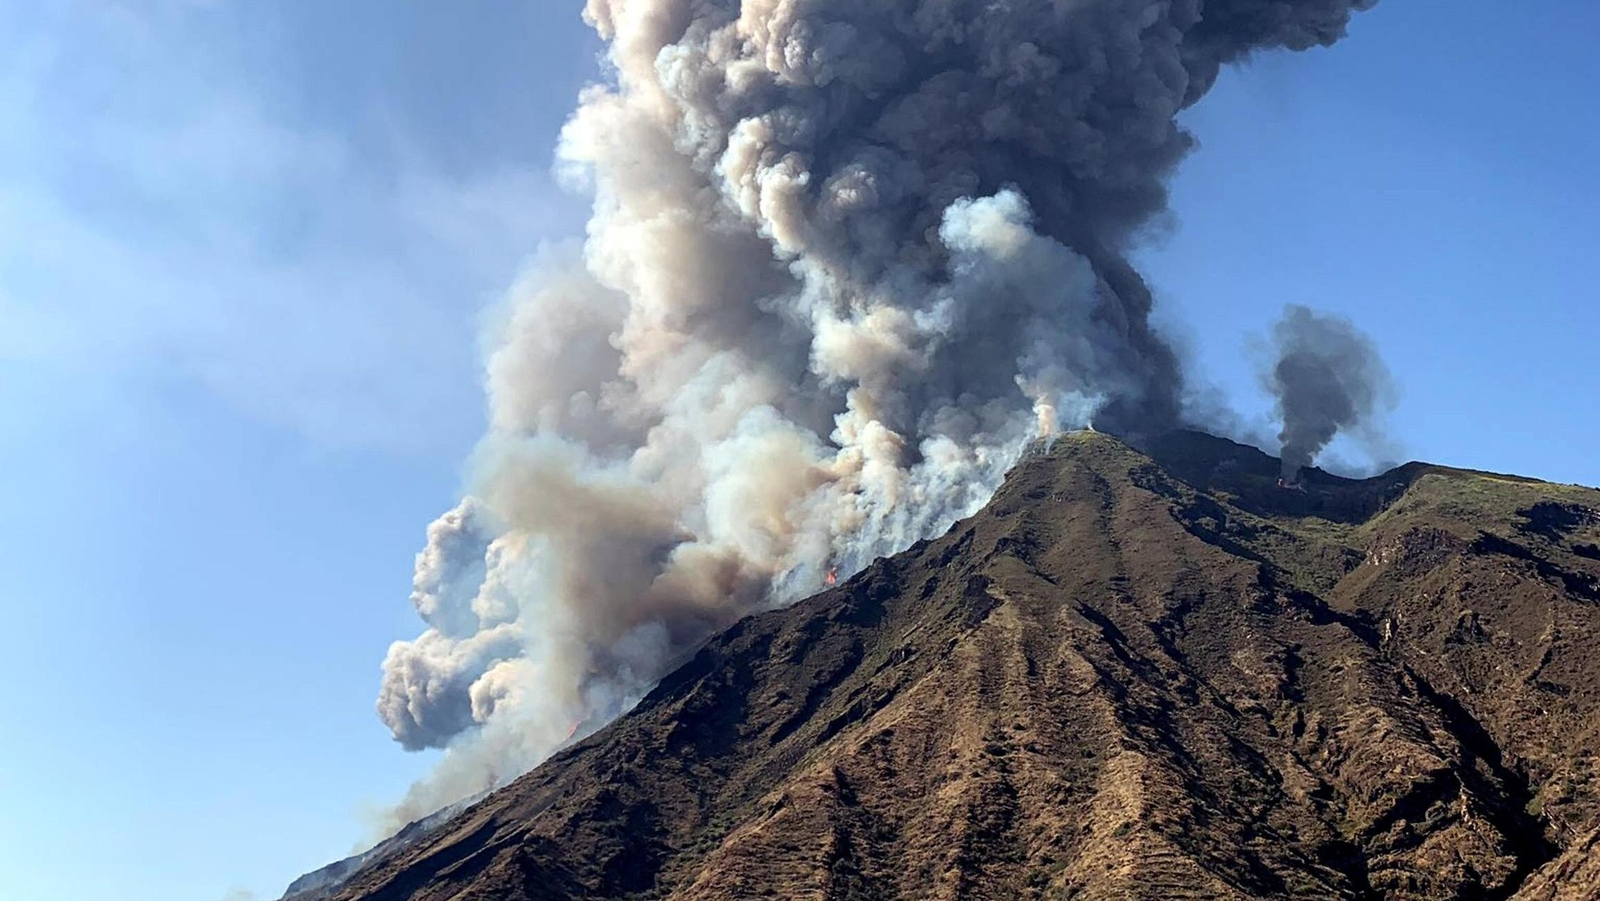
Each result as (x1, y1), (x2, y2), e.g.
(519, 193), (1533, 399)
(1267, 304), (1395, 482)
(376, 0), (1377, 822)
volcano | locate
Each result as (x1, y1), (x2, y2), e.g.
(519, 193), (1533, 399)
(303, 431), (1600, 900)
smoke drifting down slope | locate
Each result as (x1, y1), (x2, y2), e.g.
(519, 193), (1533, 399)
(376, 0), (1378, 822)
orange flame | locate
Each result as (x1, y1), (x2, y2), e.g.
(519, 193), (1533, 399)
(825, 568), (838, 586)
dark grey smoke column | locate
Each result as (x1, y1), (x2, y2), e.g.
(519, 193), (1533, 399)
(1267, 305), (1394, 482)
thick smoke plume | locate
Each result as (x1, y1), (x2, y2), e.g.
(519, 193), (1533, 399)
(1267, 304), (1394, 482)
(376, 0), (1376, 823)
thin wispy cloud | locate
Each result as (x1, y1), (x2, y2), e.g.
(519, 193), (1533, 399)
(0, 2), (586, 453)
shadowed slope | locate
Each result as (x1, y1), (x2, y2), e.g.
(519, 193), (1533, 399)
(324, 431), (1600, 901)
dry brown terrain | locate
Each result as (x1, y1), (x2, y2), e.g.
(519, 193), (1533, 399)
(323, 431), (1600, 900)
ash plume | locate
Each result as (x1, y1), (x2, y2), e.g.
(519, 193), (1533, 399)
(377, 0), (1377, 821)
(1267, 304), (1395, 483)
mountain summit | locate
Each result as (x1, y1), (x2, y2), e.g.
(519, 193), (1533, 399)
(313, 431), (1600, 900)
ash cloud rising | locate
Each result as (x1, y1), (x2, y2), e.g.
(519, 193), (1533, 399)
(1267, 304), (1395, 483)
(377, 0), (1377, 821)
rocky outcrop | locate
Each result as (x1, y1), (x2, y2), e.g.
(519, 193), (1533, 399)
(323, 431), (1600, 900)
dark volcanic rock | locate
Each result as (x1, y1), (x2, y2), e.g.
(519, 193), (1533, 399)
(328, 431), (1600, 900)
(282, 799), (478, 901)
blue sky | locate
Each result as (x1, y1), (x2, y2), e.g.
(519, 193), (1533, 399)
(0, 3), (1595, 900)
(1139, 2), (1600, 484)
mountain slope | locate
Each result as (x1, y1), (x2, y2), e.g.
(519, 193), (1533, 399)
(327, 431), (1600, 900)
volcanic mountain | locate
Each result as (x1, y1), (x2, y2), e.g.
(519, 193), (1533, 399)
(313, 431), (1600, 900)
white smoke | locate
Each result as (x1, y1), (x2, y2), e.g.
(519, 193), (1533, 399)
(376, 0), (1377, 822)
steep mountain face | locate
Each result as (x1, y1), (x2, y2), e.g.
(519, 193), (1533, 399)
(283, 799), (476, 901)
(325, 431), (1600, 900)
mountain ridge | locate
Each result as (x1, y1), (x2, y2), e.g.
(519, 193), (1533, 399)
(308, 430), (1600, 900)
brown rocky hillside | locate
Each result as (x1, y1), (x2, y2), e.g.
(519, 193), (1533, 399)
(323, 431), (1600, 900)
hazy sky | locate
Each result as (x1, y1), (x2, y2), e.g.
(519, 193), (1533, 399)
(0, 3), (1595, 900)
